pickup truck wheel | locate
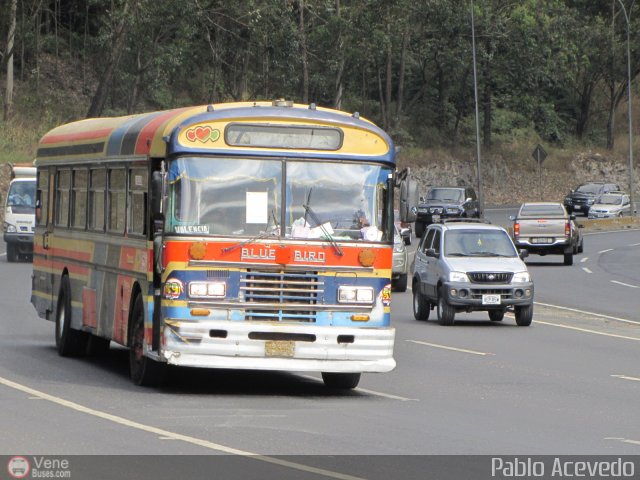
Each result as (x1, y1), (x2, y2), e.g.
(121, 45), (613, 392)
(515, 304), (533, 326)
(488, 310), (504, 322)
(6, 244), (17, 262)
(413, 287), (430, 321)
(437, 288), (455, 326)
(393, 274), (408, 293)
(563, 252), (574, 266)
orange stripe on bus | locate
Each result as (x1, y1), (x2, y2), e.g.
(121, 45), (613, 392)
(39, 128), (114, 145)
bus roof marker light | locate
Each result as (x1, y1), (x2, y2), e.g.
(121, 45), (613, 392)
(207, 105), (214, 112)
(273, 99), (293, 107)
(353, 112), (360, 119)
(309, 103), (316, 110)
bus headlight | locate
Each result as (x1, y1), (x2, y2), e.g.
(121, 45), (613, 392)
(338, 286), (374, 305)
(189, 281), (226, 298)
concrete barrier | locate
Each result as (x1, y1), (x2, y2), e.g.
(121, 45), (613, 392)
(575, 216), (640, 232)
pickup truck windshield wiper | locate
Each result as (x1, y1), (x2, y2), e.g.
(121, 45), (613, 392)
(303, 189), (343, 257)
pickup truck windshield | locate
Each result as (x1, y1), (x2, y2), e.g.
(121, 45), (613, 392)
(427, 188), (463, 202)
(519, 204), (565, 216)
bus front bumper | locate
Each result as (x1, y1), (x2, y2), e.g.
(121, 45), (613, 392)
(160, 320), (396, 373)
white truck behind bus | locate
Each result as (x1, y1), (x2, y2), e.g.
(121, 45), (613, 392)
(3, 163), (36, 262)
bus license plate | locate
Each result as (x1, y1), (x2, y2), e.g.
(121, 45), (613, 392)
(265, 340), (295, 358)
(482, 294), (501, 305)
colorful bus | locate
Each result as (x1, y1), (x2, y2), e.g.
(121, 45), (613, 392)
(31, 100), (417, 388)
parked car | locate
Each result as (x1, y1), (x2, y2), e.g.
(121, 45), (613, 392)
(392, 225), (408, 292)
(563, 182), (620, 216)
(394, 209), (413, 245)
(511, 202), (583, 266)
(415, 186), (481, 237)
(411, 219), (534, 326)
(587, 192), (631, 219)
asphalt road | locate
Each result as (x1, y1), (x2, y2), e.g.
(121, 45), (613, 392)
(1, 226), (639, 478)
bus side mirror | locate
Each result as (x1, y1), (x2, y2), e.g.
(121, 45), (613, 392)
(151, 171), (164, 217)
(399, 177), (418, 223)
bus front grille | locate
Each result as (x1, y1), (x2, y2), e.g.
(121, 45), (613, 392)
(240, 270), (323, 322)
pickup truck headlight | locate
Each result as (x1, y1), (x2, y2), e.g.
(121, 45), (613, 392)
(449, 271), (469, 282)
(338, 286), (374, 304)
(393, 243), (405, 253)
(4, 222), (16, 233)
(512, 271), (531, 283)
(188, 281), (226, 298)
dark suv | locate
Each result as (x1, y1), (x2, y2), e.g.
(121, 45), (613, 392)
(415, 186), (480, 237)
(563, 182), (620, 216)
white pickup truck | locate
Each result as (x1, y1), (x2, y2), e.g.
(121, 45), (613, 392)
(511, 202), (583, 266)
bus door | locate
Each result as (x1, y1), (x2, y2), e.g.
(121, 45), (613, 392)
(34, 168), (56, 319)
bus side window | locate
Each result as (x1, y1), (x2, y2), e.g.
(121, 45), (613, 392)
(55, 169), (71, 228)
(37, 170), (49, 226)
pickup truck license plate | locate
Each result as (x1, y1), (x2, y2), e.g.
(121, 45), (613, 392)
(574, 205), (581, 210)
(432, 214), (440, 222)
(482, 294), (501, 305)
(531, 237), (553, 244)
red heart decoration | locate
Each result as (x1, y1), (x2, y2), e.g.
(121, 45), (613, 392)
(196, 126), (212, 141)
(186, 129), (196, 142)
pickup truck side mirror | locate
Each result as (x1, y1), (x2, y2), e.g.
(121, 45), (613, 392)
(426, 248), (438, 258)
(569, 214), (576, 220)
(508, 215), (516, 221)
(518, 249), (529, 259)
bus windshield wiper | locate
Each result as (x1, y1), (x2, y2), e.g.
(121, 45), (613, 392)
(303, 190), (343, 257)
(222, 209), (279, 254)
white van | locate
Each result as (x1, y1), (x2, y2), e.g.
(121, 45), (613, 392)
(3, 163), (36, 262)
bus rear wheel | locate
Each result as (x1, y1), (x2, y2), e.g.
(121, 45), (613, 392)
(129, 294), (165, 386)
(55, 275), (88, 356)
(321, 372), (361, 389)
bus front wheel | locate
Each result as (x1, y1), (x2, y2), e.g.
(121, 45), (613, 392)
(129, 294), (165, 387)
(55, 275), (88, 356)
(321, 372), (361, 389)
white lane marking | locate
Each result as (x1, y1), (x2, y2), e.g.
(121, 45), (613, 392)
(582, 267), (592, 274)
(299, 375), (416, 401)
(611, 280), (640, 289)
(535, 320), (640, 342)
(534, 301), (640, 326)
(0, 376), (365, 480)
(580, 257), (589, 263)
(630, 243), (640, 246)
(407, 339), (493, 356)
(598, 248), (613, 254)
(605, 437), (640, 446)
(611, 374), (640, 383)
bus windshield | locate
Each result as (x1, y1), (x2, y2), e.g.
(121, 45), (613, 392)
(167, 156), (393, 242)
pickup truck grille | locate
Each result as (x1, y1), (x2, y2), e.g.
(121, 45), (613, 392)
(468, 272), (513, 283)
